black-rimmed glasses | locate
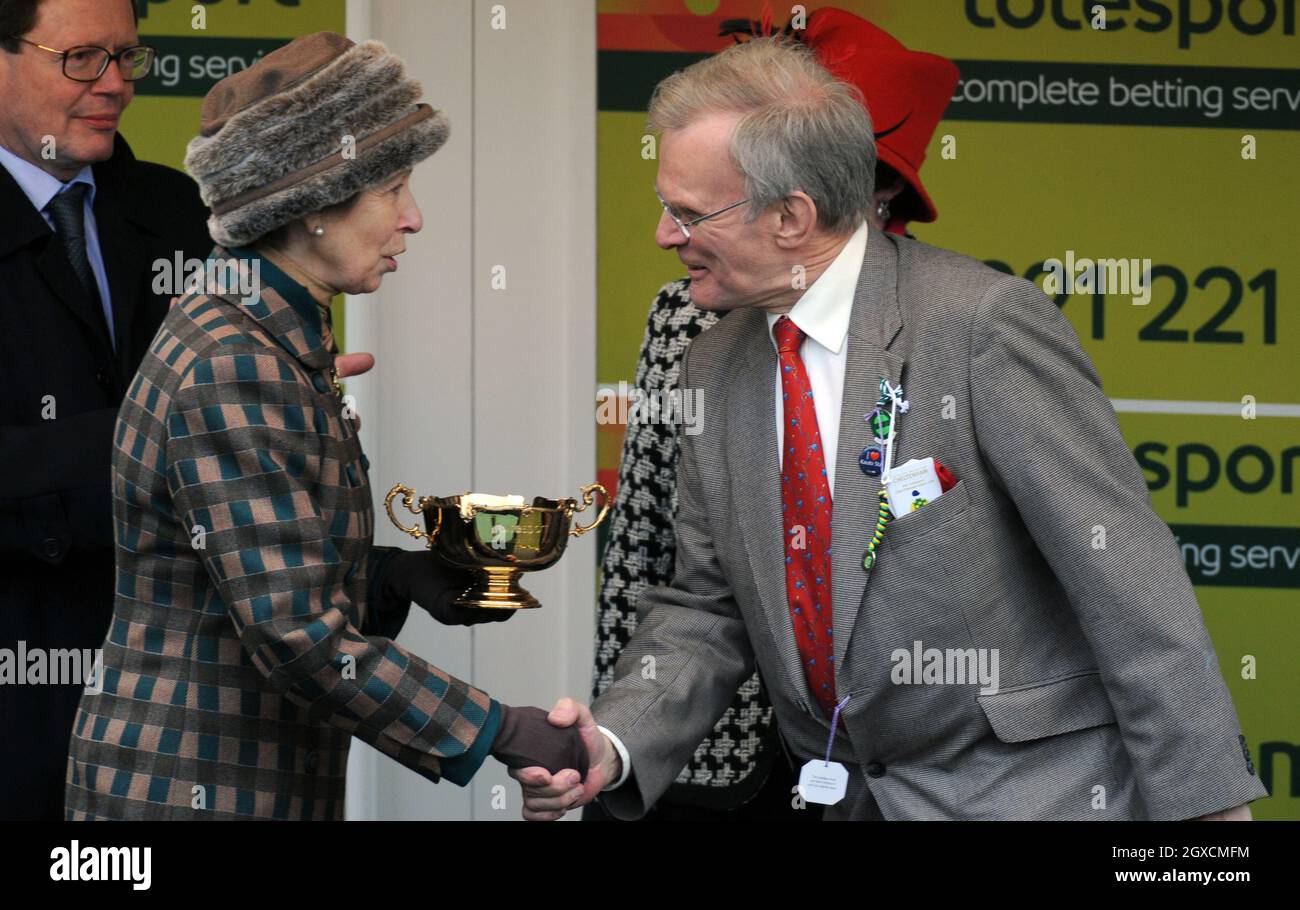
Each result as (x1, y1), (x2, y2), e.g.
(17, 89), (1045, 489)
(7, 36), (156, 82)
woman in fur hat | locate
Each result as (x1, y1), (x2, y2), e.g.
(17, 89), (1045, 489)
(65, 32), (584, 820)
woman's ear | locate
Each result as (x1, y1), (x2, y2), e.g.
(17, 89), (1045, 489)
(286, 218), (319, 245)
(873, 174), (907, 207)
(259, 220), (314, 262)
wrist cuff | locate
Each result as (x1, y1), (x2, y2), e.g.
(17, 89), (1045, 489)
(439, 699), (503, 787)
(596, 725), (631, 791)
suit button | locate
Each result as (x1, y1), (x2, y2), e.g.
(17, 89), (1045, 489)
(865, 761), (886, 778)
(304, 750), (319, 773)
(41, 537), (64, 559)
(311, 373), (330, 394)
(95, 369), (113, 390)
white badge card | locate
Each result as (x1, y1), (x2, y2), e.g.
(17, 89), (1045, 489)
(883, 456), (944, 518)
(798, 760), (849, 805)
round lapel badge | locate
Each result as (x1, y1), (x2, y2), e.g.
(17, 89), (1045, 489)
(858, 445), (883, 476)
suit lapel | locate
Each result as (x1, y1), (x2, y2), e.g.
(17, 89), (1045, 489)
(727, 228), (908, 710)
(94, 183), (148, 382)
(0, 164), (49, 259)
(831, 228), (905, 672)
(94, 135), (163, 382)
(0, 151), (116, 365)
(34, 231), (115, 359)
(726, 310), (813, 710)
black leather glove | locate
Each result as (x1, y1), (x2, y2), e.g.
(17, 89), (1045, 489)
(380, 550), (513, 626)
(491, 705), (591, 778)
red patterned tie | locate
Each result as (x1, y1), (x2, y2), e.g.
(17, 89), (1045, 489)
(773, 316), (838, 718)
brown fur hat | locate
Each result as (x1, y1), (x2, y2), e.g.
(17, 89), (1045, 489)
(185, 32), (449, 247)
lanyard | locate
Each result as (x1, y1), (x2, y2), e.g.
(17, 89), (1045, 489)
(823, 693), (853, 763)
(863, 378), (907, 572)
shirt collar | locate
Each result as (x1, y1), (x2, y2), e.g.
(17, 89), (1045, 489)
(0, 142), (96, 214)
(766, 220), (868, 356)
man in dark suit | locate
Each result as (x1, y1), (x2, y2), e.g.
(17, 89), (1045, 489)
(0, 0), (212, 819)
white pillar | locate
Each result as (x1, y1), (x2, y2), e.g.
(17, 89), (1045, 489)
(346, 0), (597, 822)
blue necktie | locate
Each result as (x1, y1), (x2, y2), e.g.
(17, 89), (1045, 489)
(45, 184), (101, 307)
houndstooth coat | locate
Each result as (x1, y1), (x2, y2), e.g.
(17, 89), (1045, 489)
(595, 279), (785, 811)
(65, 247), (500, 820)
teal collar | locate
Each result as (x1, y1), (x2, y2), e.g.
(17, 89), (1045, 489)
(214, 245), (335, 370)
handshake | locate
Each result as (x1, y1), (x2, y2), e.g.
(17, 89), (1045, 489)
(490, 698), (622, 821)
(384, 552), (619, 819)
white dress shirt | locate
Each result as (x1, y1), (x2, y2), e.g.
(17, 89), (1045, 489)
(766, 220), (868, 497)
(599, 221), (869, 793)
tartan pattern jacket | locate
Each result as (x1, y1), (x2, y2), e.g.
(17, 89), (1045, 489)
(66, 247), (500, 820)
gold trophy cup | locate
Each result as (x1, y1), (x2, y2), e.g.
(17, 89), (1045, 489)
(384, 483), (610, 609)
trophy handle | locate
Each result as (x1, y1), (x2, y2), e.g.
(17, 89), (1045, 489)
(569, 483), (611, 537)
(384, 483), (441, 546)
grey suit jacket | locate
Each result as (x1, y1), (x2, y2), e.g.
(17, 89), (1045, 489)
(592, 227), (1269, 821)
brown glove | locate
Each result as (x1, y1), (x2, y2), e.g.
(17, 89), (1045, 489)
(491, 705), (591, 778)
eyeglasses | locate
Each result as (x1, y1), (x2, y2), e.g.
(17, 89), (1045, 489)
(7, 36), (156, 82)
(656, 188), (751, 240)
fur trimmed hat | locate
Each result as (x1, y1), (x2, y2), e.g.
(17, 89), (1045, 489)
(185, 31), (449, 247)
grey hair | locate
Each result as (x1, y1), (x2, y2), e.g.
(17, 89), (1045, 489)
(647, 36), (875, 234)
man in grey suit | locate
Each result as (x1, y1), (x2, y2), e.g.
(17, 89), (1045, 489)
(512, 37), (1268, 821)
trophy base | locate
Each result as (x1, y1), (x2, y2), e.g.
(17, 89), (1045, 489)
(452, 566), (542, 610)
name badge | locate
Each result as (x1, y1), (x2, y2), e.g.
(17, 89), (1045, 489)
(798, 760), (849, 805)
(883, 456), (944, 517)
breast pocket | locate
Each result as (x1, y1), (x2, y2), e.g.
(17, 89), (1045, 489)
(861, 479), (983, 654)
(977, 669), (1118, 743)
(881, 479), (972, 547)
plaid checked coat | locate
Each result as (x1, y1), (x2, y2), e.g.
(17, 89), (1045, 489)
(65, 247), (501, 820)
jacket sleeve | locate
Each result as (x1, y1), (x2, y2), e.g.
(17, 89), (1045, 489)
(591, 341), (755, 820)
(164, 349), (499, 786)
(968, 275), (1269, 820)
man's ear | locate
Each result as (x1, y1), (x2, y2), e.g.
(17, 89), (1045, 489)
(774, 192), (818, 250)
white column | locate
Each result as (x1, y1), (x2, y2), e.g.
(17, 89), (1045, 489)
(345, 0), (597, 822)
(467, 0), (599, 822)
